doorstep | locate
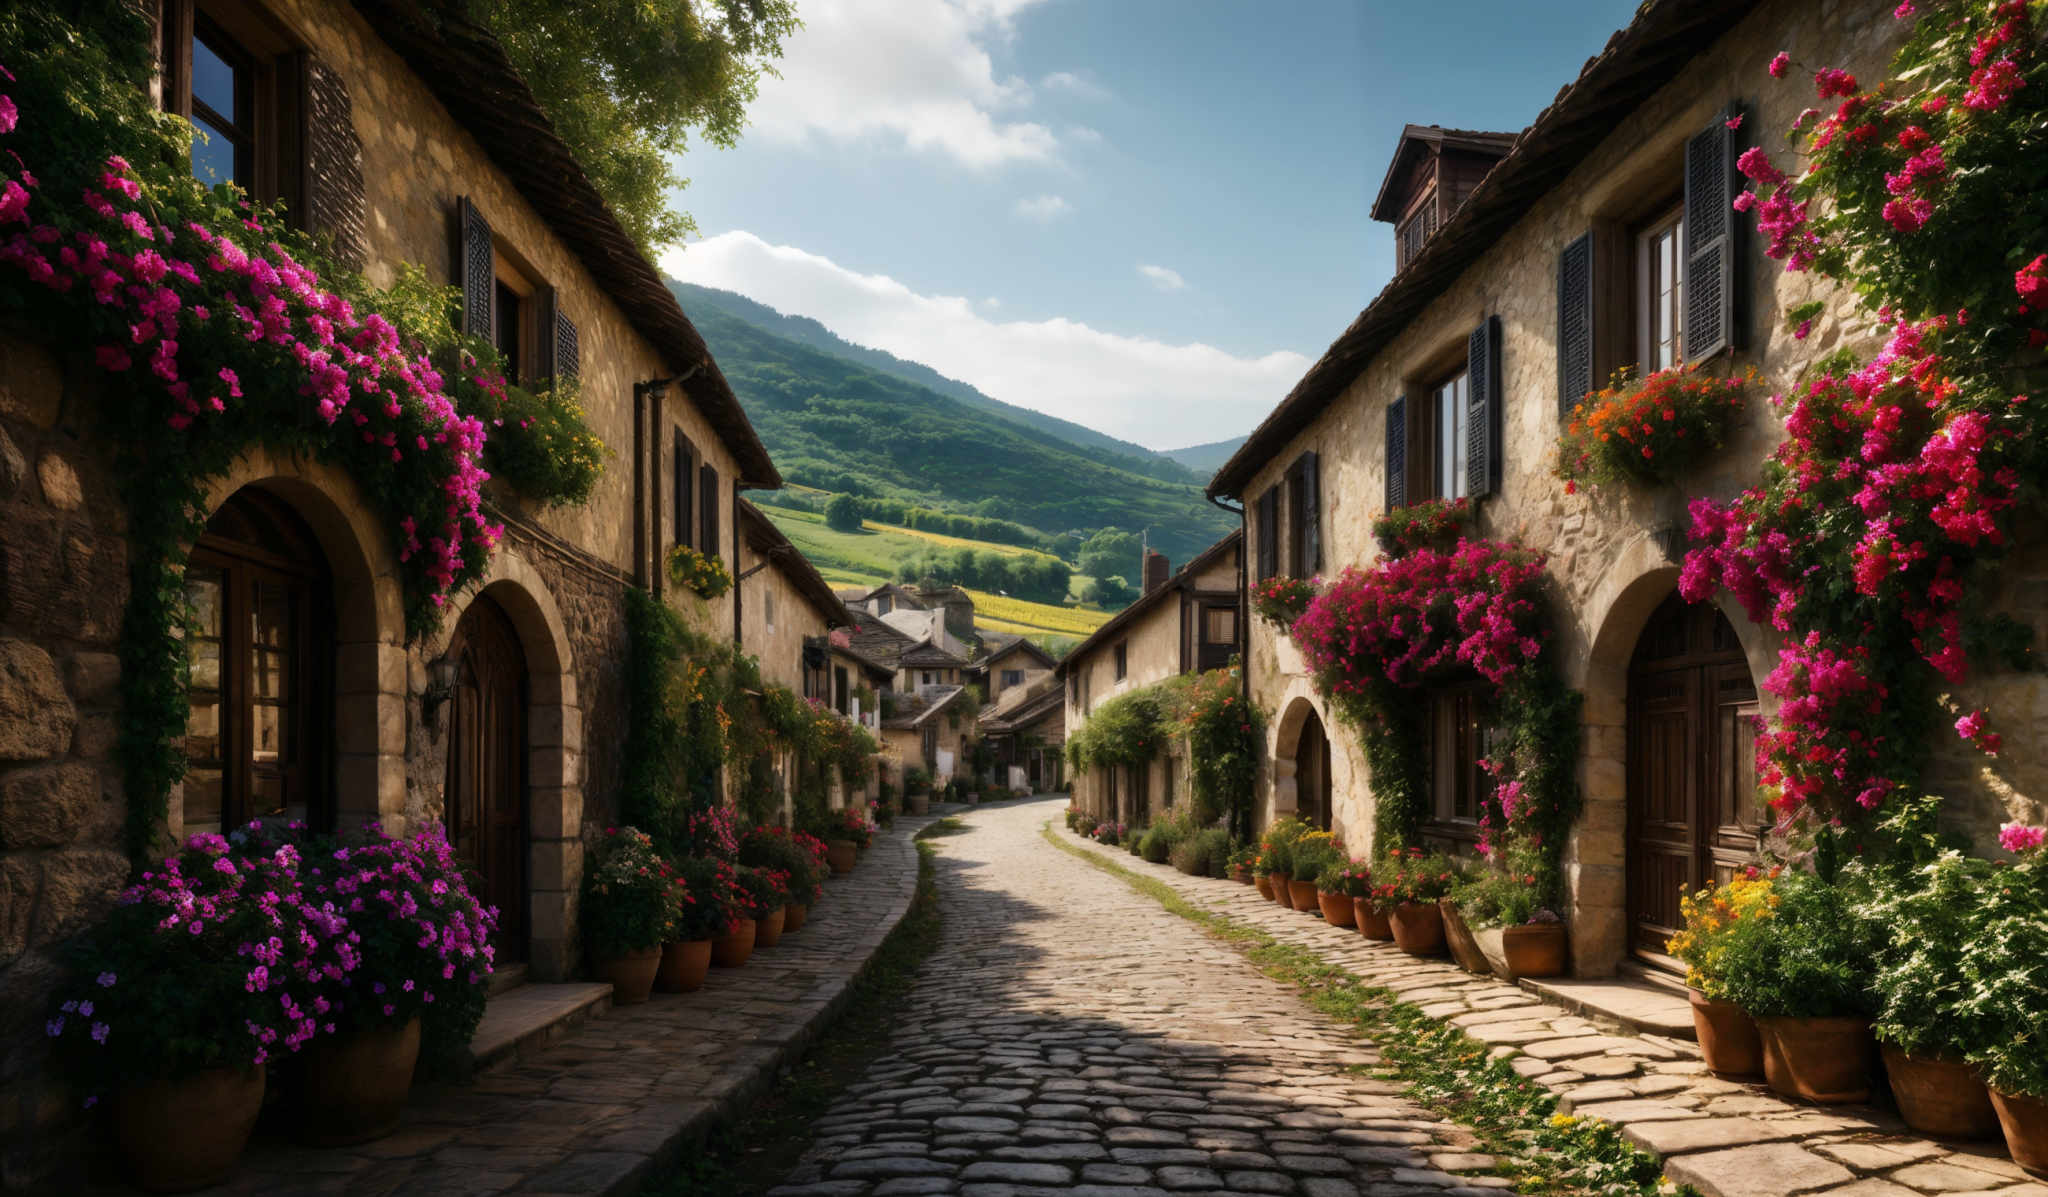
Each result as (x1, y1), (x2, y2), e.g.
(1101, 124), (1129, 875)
(467, 980), (614, 1072)
(1519, 966), (1695, 1041)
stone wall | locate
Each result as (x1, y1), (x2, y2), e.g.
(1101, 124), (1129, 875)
(1237, 0), (2044, 975)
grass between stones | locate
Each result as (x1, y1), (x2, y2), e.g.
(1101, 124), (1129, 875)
(641, 833), (946, 1197)
(1040, 823), (1697, 1197)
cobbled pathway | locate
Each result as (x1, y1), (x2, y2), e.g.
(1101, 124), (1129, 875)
(768, 799), (1514, 1197)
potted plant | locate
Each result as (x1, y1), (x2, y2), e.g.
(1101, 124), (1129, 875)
(1287, 831), (1340, 913)
(905, 767), (932, 815)
(45, 830), (342, 1191)
(297, 823), (496, 1145)
(1229, 845), (1258, 885)
(742, 866), (792, 949)
(1251, 848), (1276, 900)
(1355, 875), (1395, 941)
(1716, 868), (1880, 1104)
(1458, 845), (1566, 980)
(581, 827), (672, 1004)
(1260, 817), (1311, 907)
(816, 805), (871, 875)
(1380, 849), (1458, 956)
(785, 830), (831, 930)
(1960, 824), (2048, 1171)
(1315, 859), (1369, 929)
(1666, 872), (1775, 1078)
(1091, 821), (1124, 848)
(658, 856), (733, 994)
(712, 863), (761, 968)
(1553, 365), (1747, 497)
(740, 825), (821, 932)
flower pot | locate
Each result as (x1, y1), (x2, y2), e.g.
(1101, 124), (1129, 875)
(298, 1017), (420, 1146)
(1989, 1087), (2048, 1177)
(1688, 991), (1764, 1079)
(596, 946), (662, 1005)
(1439, 899), (1492, 976)
(755, 906), (788, 948)
(1254, 875), (1275, 900)
(656, 939), (714, 993)
(1234, 867), (1254, 885)
(712, 917), (757, 967)
(1476, 923), (1568, 981)
(909, 794), (930, 815)
(114, 1063), (265, 1192)
(1754, 1015), (1876, 1104)
(825, 840), (858, 875)
(1354, 899), (1393, 941)
(1389, 902), (1445, 956)
(784, 903), (808, 933)
(1317, 891), (1356, 927)
(1881, 1044), (2000, 1141)
(1286, 879), (1319, 911)
(1268, 873), (1292, 904)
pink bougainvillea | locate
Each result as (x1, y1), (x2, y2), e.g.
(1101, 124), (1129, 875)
(2000, 822), (2046, 854)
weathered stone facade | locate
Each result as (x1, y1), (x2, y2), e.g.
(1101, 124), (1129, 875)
(0, 0), (775, 1182)
(1226, 0), (2047, 977)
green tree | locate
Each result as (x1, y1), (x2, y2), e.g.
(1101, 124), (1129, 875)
(469, 0), (800, 252)
(824, 492), (863, 532)
(1078, 528), (1141, 586)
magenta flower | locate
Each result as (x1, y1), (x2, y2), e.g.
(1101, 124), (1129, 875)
(1999, 823), (2045, 854)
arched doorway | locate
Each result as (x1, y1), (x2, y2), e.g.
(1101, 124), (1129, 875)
(445, 594), (529, 962)
(183, 487), (336, 837)
(1626, 593), (1761, 968)
(1296, 710), (1333, 831)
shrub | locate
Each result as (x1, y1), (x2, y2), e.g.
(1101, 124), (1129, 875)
(1179, 827), (1234, 877)
(1943, 826), (2048, 1096)
(670, 855), (739, 942)
(738, 825), (823, 906)
(1664, 872), (1782, 1000)
(1714, 870), (1879, 1020)
(731, 864), (791, 920)
(824, 493), (863, 531)
(1090, 821), (1123, 847)
(1138, 824), (1174, 864)
(581, 827), (675, 958)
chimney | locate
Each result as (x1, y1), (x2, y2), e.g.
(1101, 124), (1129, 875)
(1142, 551), (1170, 595)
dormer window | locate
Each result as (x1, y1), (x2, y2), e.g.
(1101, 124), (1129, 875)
(1372, 125), (1516, 276)
(1396, 188), (1440, 271)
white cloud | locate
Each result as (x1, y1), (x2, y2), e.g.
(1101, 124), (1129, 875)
(1040, 71), (1110, 101)
(1137, 263), (1187, 292)
(661, 232), (1306, 447)
(980, 296), (1002, 309)
(743, 0), (1060, 168)
(1065, 125), (1105, 145)
(1012, 194), (1073, 222)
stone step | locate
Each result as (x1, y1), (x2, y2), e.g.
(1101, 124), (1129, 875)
(467, 980), (614, 1072)
(1515, 974), (1695, 1040)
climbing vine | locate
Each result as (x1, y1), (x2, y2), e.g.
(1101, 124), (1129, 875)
(0, 2), (604, 857)
(1064, 667), (1266, 838)
(1681, 0), (2048, 828)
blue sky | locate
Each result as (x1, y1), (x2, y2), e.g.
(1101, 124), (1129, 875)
(659, 0), (1642, 451)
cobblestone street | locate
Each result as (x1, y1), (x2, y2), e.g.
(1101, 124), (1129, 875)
(768, 798), (1509, 1197)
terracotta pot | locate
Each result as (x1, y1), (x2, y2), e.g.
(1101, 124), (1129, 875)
(755, 906), (788, 948)
(712, 917), (757, 967)
(1316, 891), (1356, 927)
(1989, 1086), (2048, 1177)
(909, 794), (930, 815)
(1254, 875), (1275, 900)
(1268, 872), (1292, 904)
(1484, 923), (1567, 980)
(596, 946), (662, 1004)
(1354, 899), (1393, 941)
(298, 1017), (420, 1146)
(1389, 902), (1445, 956)
(1439, 899), (1491, 976)
(1755, 1015), (1876, 1104)
(114, 1064), (265, 1192)
(825, 840), (858, 875)
(1881, 1044), (2000, 1140)
(1233, 867), (1254, 885)
(1688, 990), (1764, 1079)
(1286, 879), (1319, 911)
(784, 903), (809, 933)
(656, 939), (713, 993)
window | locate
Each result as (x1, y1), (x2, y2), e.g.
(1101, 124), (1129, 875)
(493, 279), (524, 376)
(699, 463), (721, 558)
(1431, 370), (1469, 502)
(1001, 669), (1024, 688)
(189, 21), (253, 187)
(1254, 489), (1279, 580)
(834, 667), (849, 714)
(1428, 686), (1496, 829)
(1203, 605), (1237, 646)
(183, 488), (333, 836)
(1397, 189), (1440, 270)
(489, 250), (542, 383)
(672, 431), (695, 551)
(920, 724), (939, 770)
(1196, 602), (1237, 672)
(1638, 205), (1685, 371)
(1162, 754), (1176, 808)
(763, 586), (774, 629)
(1113, 642), (1128, 681)
(1286, 451), (1320, 577)
(162, 1), (308, 215)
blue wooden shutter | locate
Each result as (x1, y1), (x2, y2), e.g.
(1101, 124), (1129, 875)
(1465, 316), (1501, 500)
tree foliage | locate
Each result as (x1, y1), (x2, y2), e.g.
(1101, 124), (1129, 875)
(468, 0), (800, 252)
(823, 492), (863, 532)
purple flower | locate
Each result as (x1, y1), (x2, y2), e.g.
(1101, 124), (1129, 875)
(45, 1017), (64, 1037)
(96, 971), (116, 988)
(90, 1022), (109, 1045)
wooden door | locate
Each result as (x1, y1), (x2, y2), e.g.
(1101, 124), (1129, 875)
(1626, 594), (1760, 968)
(1297, 712), (1332, 831)
(445, 596), (528, 962)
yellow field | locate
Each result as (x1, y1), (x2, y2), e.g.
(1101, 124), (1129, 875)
(962, 588), (1110, 639)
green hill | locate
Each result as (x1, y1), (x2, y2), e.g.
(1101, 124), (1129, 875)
(672, 282), (1202, 487)
(671, 280), (1236, 566)
(1161, 436), (1248, 478)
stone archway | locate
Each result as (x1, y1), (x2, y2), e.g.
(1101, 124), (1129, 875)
(1567, 533), (1779, 976)
(1271, 694), (1327, 828)
(188, 449), (407, 838)
(429, 550), (580, 980)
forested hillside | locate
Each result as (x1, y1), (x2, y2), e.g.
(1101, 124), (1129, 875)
(673, 282), (1203, 486)
(672, 281), (1236, 564)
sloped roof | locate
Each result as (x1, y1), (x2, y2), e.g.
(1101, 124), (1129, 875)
(981, 678), (1064, 734)
(881, 684), (967, 730)
(970, 633), (1058, 672)
(350, 0), (779, 487)
(846, 610), (918, 669)
(1368, 125), (1520, 223)
(1209, 0), (1760, 500)
(900, 641), (968, 668)
(738, 500), (850, 628)
(1054, 529), (1243, 678)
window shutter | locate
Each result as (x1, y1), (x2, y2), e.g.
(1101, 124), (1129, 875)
(699, 463), (720, 558)
(1255, 489), (1278, 580)
(1684, 104), (1746, 361)
(554, 309), (579, 381)
(300, 54), (367, 271)
(540, 289), (579, 384)
(1296, 451), (1321, 574)
(1385, 396), (1408, 512)
(1557, 231), (1594, 418)
(672, 432), (694, 549)
(1466, 316), (1502, 500)
(456, 197), (494, 340)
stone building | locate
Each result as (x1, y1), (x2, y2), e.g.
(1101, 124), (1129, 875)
(1207, 0), (2048, 979)
(968, 633), (1058, 707)
(1057, 532), (1243, 823)
(880, 686), (973, 788)
(978, 678), (1065, 795)
(0, 0), (782, 1174)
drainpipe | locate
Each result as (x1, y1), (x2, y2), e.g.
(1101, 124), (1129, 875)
(1206, 489), (1251, 842)
(633, 363), (704, 596)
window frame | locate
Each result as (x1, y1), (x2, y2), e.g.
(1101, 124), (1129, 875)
(490, 247), (543, 384)
(1113, 642), (1128, 681)
(1635, 201), (1687, 373)
(160, 0), (305, 214)
(1423, 680), (1497, 843)
(1428, 369), (1471, 504)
